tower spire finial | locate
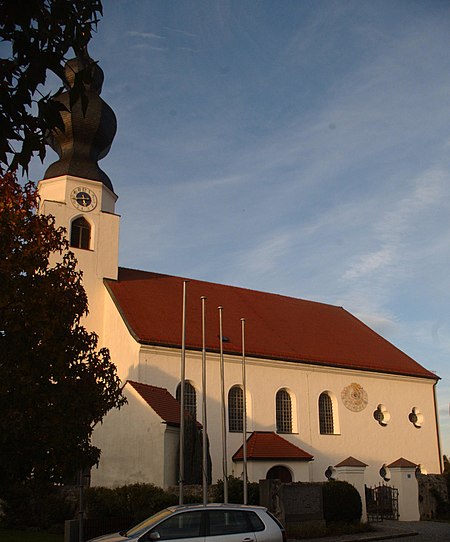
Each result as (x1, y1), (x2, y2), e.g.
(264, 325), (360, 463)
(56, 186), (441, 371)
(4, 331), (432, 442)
(44, 54), (117, 191)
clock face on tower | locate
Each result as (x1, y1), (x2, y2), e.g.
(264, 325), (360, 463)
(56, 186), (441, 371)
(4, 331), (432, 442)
(70, 187), (97, 211)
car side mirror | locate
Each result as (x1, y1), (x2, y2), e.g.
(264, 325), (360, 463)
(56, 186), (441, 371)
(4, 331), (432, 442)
(148, 532), (161, 541)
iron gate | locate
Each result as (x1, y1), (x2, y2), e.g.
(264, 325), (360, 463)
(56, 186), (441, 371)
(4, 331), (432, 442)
(365, 483), (399, 521)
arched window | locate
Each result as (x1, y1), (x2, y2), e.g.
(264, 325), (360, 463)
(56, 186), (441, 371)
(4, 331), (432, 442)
(276, 389), (292, 433)
(228, 386), (243, 432)
(176, 381), (197, 419)
(319, 392), (334, 434)
(70, 217), (91, 250)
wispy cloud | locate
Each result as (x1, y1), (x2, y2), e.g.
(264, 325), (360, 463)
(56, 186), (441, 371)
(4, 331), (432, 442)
(127, 30), (166, 40)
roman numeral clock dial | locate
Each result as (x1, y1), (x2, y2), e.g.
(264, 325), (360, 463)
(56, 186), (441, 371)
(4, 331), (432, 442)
(70, 187), (97, 211)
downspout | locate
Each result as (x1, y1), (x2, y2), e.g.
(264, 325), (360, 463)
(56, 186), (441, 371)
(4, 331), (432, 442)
(433, 380), (443, 474)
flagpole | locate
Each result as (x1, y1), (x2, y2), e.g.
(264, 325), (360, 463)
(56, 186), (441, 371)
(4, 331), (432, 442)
(179, 281), (188, 505)
(241, 318), (248, 505)
(201, 296), (208, 505)
(218, 306), (228, 503)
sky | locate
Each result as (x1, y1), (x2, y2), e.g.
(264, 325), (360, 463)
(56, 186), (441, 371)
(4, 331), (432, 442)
(27, 1), (450, 457)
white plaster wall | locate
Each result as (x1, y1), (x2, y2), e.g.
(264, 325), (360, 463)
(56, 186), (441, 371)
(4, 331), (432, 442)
(91, 384), (167, 488)
(38, 175), (120, 340)
(101, 289), (141, 382)
(136, 346), (441, 486)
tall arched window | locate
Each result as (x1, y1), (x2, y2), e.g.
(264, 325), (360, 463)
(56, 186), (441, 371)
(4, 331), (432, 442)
(228, 386), (243, 432)
(276, 389), (292, 433)
(70, 217), (91, 250)
(176, 381), (197, 419)
(319, 392), (334, 434)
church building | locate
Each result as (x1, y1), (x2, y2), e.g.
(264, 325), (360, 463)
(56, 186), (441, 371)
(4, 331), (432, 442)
(37, 56), (442, 498)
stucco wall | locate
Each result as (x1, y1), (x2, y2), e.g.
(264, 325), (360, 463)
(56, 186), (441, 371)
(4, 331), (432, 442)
(136, 345), (440, 486)
(91, 384), (168, 488)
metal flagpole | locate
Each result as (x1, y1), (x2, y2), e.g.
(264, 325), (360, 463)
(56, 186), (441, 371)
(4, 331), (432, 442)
(201, 296), (208, 505)
(241, 318), (248, 505)
(218, 306), (228, 503)
(179, 281), (188, 505)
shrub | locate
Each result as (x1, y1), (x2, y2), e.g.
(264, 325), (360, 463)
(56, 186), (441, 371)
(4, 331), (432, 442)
(322, 481), (362, 524)
(0, 483), (75, 529)
(86, 483), (178, 524)
(213, 476), (259, 505)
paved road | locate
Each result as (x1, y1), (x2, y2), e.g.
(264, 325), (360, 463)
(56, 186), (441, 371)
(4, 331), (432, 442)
(379, 520), (450, 541)
(295, 520), (450, 542)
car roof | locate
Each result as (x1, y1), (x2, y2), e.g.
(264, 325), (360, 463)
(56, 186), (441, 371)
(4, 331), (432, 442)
(166, 503), (267, 512)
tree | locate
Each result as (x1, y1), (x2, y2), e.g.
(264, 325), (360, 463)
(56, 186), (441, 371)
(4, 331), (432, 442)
(0, 172), (126, 490)
(444, 455), (450, 474)
(0, 0), (103, 173)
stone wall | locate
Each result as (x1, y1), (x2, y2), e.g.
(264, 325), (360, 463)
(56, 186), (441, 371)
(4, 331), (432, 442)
(259, 479), (326, 538)
(417, 474), (449, 520)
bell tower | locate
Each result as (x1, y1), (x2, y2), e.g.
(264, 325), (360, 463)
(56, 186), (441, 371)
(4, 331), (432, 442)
(37, 54), (119, 335)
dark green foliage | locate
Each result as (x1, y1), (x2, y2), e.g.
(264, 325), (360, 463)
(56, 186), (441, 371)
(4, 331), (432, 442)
(0, 483), (76, 529)
(322, 480), (362, 524)
(0, 0), (103, 173)
(433, 471), (450, 519)
(86, 484), (178, 524)
(214, 476), (260, 505)
(0, 174), (126, 491)
(444, 455), (450, 474)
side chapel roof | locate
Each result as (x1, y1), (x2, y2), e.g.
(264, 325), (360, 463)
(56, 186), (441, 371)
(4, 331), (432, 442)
(232, 432), (313, 461)
(106, 268), (437, 380)
(128, 380), (186, 427)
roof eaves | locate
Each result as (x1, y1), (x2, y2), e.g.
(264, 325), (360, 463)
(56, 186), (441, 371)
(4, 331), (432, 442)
(136, 339), (439, 380)
(104, 279), (141, 344)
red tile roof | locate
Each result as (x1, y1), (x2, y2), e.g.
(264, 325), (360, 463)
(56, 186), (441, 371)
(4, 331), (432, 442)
(127, 380), (185, 426)
(232, 432), (313, 461)
(388, 457), (418, 469)
(335, 456), (368, 468)
(105, 268), (436, 379)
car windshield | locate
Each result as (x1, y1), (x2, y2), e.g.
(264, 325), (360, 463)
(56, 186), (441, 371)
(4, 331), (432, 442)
(124, 508), (174, 537)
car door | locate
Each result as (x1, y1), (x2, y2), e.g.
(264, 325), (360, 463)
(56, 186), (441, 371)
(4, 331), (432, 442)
(206, 510), (255, 542)
(142, 510), (204, 542)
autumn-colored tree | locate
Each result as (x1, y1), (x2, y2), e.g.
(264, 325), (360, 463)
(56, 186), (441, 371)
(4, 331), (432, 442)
(0, 0), (103, 173)
(0, 172), (126, 491)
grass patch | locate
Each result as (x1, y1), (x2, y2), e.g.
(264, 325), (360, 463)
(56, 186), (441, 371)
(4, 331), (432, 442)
(0, 529), (63, 542)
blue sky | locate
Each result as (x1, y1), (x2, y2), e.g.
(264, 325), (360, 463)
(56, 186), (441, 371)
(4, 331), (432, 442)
(29, 1), (450, 457)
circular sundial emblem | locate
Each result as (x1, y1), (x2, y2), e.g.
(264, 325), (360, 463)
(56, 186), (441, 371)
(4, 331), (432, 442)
(341, 383), (368, 412)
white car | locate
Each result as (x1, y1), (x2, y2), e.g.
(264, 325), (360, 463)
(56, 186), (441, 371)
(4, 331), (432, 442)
(88, 503), (286, 542)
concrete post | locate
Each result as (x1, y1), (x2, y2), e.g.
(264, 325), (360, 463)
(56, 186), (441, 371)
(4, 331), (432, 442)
(388, 458), (420, 521)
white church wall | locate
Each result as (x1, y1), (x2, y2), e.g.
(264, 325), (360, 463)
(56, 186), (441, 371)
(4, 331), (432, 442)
(102, 289), (141, 382)
(136, 345), (441, 486)
(91, 383), (167, 488)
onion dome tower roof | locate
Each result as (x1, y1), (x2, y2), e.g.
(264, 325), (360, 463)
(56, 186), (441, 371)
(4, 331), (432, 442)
(44, 54), (117, 192)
